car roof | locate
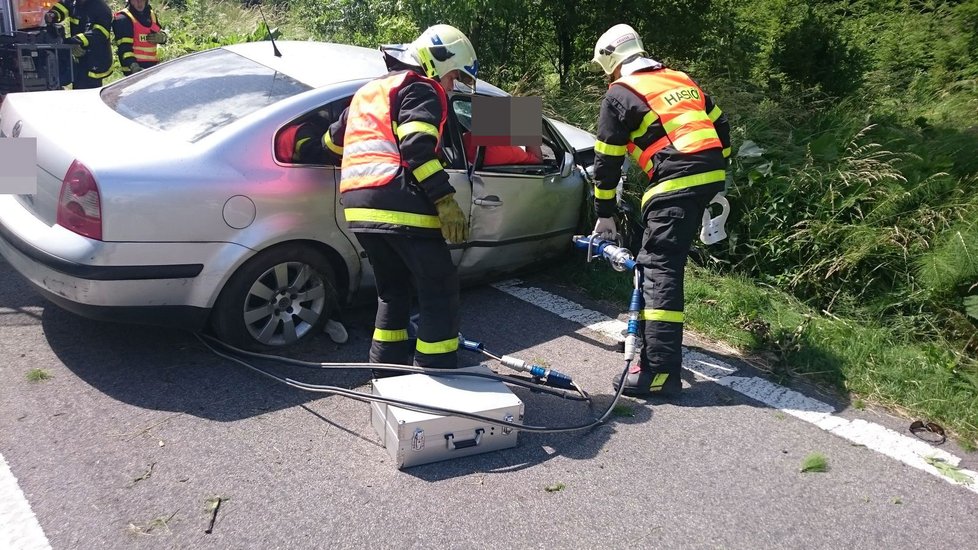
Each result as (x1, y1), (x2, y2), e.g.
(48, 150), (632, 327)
(223, 41), (508, 96)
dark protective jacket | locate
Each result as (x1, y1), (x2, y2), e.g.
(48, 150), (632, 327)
(47, 0), (113, 81)
(593, 61), (731, 217)
(327, 69), (455, 238)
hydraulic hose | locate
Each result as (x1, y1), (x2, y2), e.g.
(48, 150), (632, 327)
(196, 334), (630, 434)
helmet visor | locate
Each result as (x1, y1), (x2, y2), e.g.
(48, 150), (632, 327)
(456, 70), (477, 93)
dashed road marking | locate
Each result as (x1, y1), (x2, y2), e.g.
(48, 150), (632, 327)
(492, 279), (977, 495)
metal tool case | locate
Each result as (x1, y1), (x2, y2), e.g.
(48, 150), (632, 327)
(370, 365), (524, 469)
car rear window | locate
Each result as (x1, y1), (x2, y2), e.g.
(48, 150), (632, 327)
(101, 49), (311, 142)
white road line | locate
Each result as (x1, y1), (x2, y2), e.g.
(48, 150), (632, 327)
(0, 453), (52, 550)
(492, 279), (978, 495)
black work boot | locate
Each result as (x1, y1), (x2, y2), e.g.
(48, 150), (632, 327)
(613, 364), (682, 398)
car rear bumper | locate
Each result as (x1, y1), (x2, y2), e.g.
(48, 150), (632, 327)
(0, 194), (249, 330)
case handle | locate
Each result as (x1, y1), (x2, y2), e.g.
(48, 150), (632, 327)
(445, 429), (484, 450)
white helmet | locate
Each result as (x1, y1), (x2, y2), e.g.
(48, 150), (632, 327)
(592, 24), (646, 75)
(411, 24), (479, 90)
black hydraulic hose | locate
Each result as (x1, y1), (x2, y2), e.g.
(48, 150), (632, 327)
(196, 334), (631, 434)
(197, 334), (590, 402)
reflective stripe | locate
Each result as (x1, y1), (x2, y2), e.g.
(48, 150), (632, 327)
(121, 52), (136, 61)
(594, 140), (627, 156)
(639, 309), (685, 323)
(323, 132), (343, 155)
(340, 162), (400, 181)
(75, 34), (89, 47)
(594, 186), (616, 200)
(294, 137), (311, 160)
(722, 147), (731, 158)
(641, 170), (726, 207)
(343, 138), (398, 157)
(396, 121), (440, 140)
(69, 17), (79, 24)
(115, 37), (134, 45)
(672, 128), (720, 151)
(708, 106), (722, 122)
(373, 328), (409, 342)
(93, 24), (110, 40)
(650, 373), (670, 389)
(413, 159), (443, 183)
(662, 110), (711, 134)
(630, 111), (659, 141)
(416, 337), (459, 355)
(344, 208), (441, 229)
(88, 67), (113, 79)
(53, 3), (68, 17)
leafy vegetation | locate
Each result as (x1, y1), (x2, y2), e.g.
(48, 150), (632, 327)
(146, 0), (978, 443)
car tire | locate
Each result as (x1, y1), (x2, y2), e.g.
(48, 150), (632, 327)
(210, 244), (338, 350)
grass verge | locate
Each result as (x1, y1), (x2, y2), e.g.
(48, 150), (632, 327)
(545, 258), (978, 447)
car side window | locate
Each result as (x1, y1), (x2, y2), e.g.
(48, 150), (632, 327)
(450, 96), (564, 175)
(274, 96), (352, 166)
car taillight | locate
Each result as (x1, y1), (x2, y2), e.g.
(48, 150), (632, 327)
(57, 160), (103, 241)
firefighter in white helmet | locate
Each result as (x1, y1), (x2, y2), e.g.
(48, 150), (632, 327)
(325, 24), (478, 372)
(590, 24), (732, 398)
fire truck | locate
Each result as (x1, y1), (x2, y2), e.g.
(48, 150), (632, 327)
(0, 0), (73, 102)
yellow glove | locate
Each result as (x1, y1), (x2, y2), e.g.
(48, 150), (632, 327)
(145, 32), (167, 45)
(434, 194), (468, 244)
(70, 44), (84, 58)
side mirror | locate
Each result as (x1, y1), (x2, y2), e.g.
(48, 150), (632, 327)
(560, 152), (575, 178)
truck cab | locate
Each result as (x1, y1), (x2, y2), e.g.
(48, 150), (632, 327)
(1, 0), (73, 101)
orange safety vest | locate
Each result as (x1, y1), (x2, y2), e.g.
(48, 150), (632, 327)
(340, 71), (447, 193)
(614, 69), (722, 179)
(120, 8), (161, 64)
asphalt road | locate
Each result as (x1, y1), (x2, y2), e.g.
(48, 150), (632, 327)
(1, 255), (977, 549)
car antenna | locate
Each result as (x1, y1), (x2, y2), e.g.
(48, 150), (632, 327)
(257, 4), (282, 57)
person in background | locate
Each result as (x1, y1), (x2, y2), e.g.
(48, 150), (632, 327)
(45, 0), (113, 89)
(112, 0), (167, 76)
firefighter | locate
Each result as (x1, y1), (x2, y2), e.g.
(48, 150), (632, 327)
(325, 24), (477, 371)
(44, 0), (113, 89)
(112, 0), (167, 76)
(590, 24), (731, 398)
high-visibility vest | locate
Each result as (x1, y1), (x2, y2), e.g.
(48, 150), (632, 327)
(340, 71), (447, 194)
(614, 69), (722, 179)
(119, 8), (161, 64)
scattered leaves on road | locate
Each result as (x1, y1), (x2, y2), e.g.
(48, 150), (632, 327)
(800, 452), (829, 473)
(544, 482), (566, 493)
(128, 511), (178, 536)
(131, 463), (156, 486)
(204, 496), (226, 534)
(924, 456), (974, 485)
(26, 369), (52, 382)
(892, 497), (903, 504)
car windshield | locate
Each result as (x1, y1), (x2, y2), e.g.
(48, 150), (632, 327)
(101, 49), (311, 142)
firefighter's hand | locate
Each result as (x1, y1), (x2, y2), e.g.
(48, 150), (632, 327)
(128, 62), (143, 74)
(70, 44), (84, 58)
(592, 217), (618, 240)
(145, 32), (167, 45)
(434, 194), (468, 244)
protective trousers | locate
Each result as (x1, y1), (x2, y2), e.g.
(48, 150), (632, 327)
(355, 233), (460, 369)
(636, 192), (715, 393)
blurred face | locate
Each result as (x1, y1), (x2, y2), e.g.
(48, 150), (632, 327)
(130, 0), (148, 11)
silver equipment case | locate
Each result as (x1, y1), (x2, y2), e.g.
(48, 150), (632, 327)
(370, 365), (524, 469)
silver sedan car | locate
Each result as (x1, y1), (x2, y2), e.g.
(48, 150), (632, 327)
(0, 41), (596, 348)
